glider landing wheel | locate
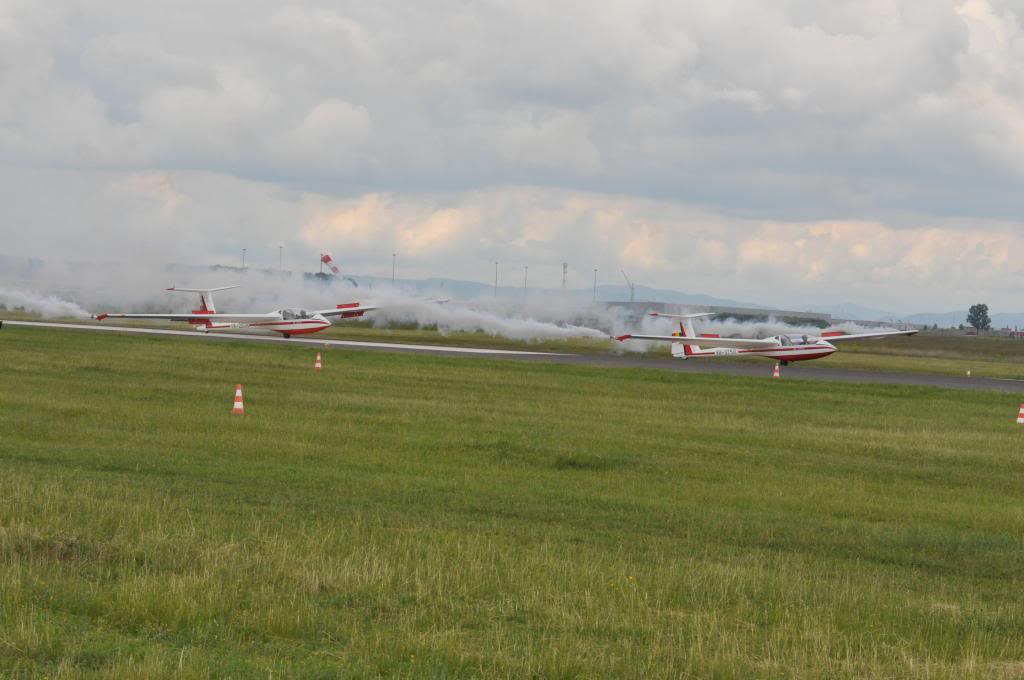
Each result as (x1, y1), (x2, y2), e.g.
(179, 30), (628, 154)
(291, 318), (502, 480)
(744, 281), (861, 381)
(283, 333), (291, 339)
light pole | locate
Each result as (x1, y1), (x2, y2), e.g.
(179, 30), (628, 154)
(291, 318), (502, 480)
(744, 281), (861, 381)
(494, 261), (499, 297)
(278, 245), (283, 272)
(242, 248), (246, 271)
(593, 268), (597, 301)
(392, 253), (396, 282)
(523, 265), (528, 298)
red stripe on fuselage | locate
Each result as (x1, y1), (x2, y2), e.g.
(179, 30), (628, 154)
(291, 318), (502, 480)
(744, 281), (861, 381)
(737, 346), (831, 354)
(276, 326), (329, 335)
(248, 320), (329, 327)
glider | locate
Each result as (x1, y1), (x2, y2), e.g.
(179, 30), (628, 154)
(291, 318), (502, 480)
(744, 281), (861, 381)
(617, 312), (918, 364)
(95, 286), (378, 338)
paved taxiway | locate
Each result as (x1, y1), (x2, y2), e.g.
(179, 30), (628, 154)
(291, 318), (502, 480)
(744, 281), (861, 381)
(4, 319), (1023, 394)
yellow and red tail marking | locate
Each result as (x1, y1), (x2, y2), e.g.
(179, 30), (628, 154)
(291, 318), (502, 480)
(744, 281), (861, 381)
(335, 302), (366, 319)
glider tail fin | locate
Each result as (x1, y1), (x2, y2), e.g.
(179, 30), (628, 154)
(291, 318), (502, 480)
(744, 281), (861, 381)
(671, 320), (702, 358)
(166, 285), (240, 314)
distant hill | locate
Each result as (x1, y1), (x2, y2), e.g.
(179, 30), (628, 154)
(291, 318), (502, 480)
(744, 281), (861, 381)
(801, 302), (1024, 329)
(803, 302), (901, 322)
(904, 311), (1024, 329)
(342, 276), (766, 309)
(592, 284), (766, 308)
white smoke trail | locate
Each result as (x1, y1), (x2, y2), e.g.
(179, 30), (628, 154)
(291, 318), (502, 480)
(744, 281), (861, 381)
(368, 295), (609, 341)
(0, 260), (609, 341)
(0, 287), (91, 318)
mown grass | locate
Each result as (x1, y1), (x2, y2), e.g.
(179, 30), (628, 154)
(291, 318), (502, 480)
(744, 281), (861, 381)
(2, 326), (1024, 678)
(818, 334), (1024, 379)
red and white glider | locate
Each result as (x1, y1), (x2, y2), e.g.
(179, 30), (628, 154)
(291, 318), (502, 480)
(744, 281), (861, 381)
(95, 286), (377, 338)
(616, 312), (918, 364)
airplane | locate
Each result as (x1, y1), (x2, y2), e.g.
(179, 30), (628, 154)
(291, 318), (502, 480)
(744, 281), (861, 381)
(95, 285), (378, 338)
(616, 312), (918, 364)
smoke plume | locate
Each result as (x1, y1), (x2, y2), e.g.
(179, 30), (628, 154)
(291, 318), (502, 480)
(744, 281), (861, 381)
(0, 287), (91, 319)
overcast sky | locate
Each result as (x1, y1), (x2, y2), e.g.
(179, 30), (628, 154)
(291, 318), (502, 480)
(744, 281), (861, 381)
(3, 0), (1024, 311)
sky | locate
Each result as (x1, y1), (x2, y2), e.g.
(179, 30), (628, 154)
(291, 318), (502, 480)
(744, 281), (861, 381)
(3, 0), (1024, 312)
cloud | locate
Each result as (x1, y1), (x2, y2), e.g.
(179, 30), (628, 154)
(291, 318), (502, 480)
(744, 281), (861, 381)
(298, 185), (1024, 309)
(4, 1), (1024, 312)
(3, 162), (1024, 310)
(493, 111), (601, 175)
(735, 219), (1024, 303)
(1, 1), (1014, 199)
(114, 172), (186, 219)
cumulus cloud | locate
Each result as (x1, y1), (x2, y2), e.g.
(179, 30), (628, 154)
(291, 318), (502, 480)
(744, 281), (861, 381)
(299, 185), (1024, 307)
(3, 0), (1024, 311)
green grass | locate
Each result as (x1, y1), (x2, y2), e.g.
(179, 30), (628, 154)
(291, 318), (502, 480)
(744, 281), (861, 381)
(818, 333), (1024, 379)
(2, 326), (1024, 677)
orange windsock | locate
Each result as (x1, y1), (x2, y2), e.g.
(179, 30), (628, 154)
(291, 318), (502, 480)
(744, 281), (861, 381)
(232, 384), (244, 415)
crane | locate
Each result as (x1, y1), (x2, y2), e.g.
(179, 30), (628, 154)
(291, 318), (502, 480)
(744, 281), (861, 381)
(620, 270), (636, 303)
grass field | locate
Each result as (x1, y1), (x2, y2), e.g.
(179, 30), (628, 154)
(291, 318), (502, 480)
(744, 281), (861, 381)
(3, 325), (1024, 678)
(818, 333), (1024, 380)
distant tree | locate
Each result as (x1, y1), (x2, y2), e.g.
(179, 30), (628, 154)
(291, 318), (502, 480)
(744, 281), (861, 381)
(967, 304), (991, 331)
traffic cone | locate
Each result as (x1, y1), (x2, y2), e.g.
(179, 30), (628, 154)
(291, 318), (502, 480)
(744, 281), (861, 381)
(314, 352), (322, 371)
(772, 363), (781, 379)
(231, 384), (244, 415)
(1016, 403), (1024, 425)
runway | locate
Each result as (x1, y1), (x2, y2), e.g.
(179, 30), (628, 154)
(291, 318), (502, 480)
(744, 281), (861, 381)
(4, 319), (1023, 394)
(0, 320), (569, 356)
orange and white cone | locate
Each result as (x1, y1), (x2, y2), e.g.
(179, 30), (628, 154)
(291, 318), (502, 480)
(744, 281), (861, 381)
(772, 363), (781, 379)
(231, 384), (244, 415)
(1016, 403), (1024, 425)
(314, 352), (322, 371)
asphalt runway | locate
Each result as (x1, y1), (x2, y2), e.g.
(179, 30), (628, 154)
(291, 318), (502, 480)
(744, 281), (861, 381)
(5, 319), (1023, 394)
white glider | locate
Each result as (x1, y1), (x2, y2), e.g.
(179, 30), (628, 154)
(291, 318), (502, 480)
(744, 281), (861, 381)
(617, 312), (918, 364)
(96, 286), (378, 338)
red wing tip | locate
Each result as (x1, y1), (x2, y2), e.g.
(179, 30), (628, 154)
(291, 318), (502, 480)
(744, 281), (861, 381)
(95, 313), (108, 321)
(648, 312), (661, 317)
(336, 302), (360, 309)
(615, 334), (633, 341)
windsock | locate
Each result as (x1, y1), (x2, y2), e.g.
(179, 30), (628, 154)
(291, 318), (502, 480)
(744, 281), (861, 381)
(321, 254), (341, 276)
(314, 352), (322, 371)
(772, 363), (781, 379)
(232, 384), (244, 415)
(1017, 403), (1024, 425)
